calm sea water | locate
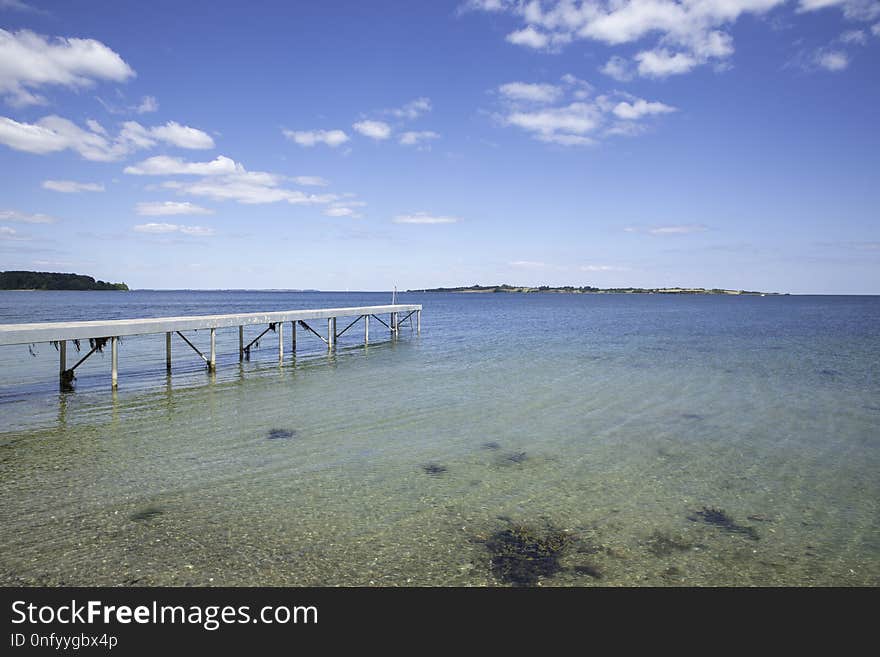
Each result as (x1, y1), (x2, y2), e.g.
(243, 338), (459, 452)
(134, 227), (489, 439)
(0, 290), (877, 586)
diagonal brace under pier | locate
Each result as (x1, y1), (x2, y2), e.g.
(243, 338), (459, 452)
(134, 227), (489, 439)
(59, 338), (111, 380)
(335, 315), (364, 339)
(174, 330), (215, 370)
(242, 323), (277, 358)
(297, 320), (328, 345)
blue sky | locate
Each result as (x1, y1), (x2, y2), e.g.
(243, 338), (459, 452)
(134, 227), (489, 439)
(0, 0), (877, 293)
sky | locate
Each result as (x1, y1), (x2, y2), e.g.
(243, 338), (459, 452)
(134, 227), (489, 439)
(0, 0), (878, 293)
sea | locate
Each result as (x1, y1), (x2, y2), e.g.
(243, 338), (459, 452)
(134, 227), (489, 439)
(0, 290), (877, 586)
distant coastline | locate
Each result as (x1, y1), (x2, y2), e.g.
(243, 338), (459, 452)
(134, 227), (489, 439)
(0, 271), (129, 291)
(409, 284), (785, 296)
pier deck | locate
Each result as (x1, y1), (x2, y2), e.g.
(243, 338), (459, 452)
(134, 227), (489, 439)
(0, 304), (421, 389)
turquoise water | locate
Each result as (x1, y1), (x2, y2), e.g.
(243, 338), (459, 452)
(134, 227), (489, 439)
(0, 291), (877, 586)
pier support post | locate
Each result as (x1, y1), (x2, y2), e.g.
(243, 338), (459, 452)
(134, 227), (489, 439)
(291, 321), (296, 355)
(278, 321), (284, 362)
(59, 340), (66, 376)
(391, 312), (397, 336)
(417, 310), (421, 334)
(328, 317), (336, 350)
(364, 314), (369, 344)
(209, 328), (216, 371)
(238, 326), (244, 362)
(111, 336), (118, 388)
(165, 332), (172, 372)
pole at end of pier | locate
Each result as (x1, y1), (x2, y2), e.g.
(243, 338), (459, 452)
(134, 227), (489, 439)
(417, 309), (421, 334)
(291, 321), (296, 355)
(364, 314), (369, 344)
(238, 326), (244, 362)
(111, 336), (118, 388)
(209, 328), (216, 371)
(59, 340), (66, 375)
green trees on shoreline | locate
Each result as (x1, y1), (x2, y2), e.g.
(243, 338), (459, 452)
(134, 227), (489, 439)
(0, 271), (129, 291)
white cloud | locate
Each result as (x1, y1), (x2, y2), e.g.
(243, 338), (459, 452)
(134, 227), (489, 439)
(0, 1), (47, 14)
(283, 129), (349, 147)
(96, 94), (161, 116)
(387, 97), (432, 120)
(635, 49), (700, 78)
(353, 120), (392, 140)
(650, 225), (707, 234)
(393, 212), (462, 224)
(324, 207), (356, 217)
(506, 102), (602, 144)
(539, 133), (595, 145)
(604, 121), (647, 137)
(135, 95), (159, 113)
(124, 155), (239, 176)
(498, 81), (562, 103)
(560, 73), (593, 98)
(600, 55), (634, 81)
(790, 28), (870, 74)
(798, 0), (880, 20)
(873, 22), (880, 36)
(797, 0), (847, 9)
(0, 115), (101, 156)
(292, 175), (329, 186)
(116, 120), (155, 150)
(0, 208), (57, 223)
(0, 225), (26, 240)
(0, 115), (214, 160)
(468, 0), (785, 77)
(816, 49), (849, 71)
(509, 260), (547, 268)
(840, 29), (867, 44)
(612, 99), (676, 120)
(690, 30), (735, 59)
(496, 79), (675, 146)
(324, 206), (358, 218)
(133, 222), (215, 236)
(164, 166), (338, 206)
(144, 121), (214, 149)
(324, 200), (366, 218)
(505, 25), (550, 49)
(399, 130), (440, 146)
(42, 179), (104, 192)
(179, 226), (216, 237)
(459, 0), (513, 12)
(0, 28), (135, 107)
(506, 260), (629, 272)
(626, 224), (708, 235)
(135, 201), (214, 216)
(133, 222), (178, 233)
(86, 118), (106, 135)
(580, 264), (628, 272)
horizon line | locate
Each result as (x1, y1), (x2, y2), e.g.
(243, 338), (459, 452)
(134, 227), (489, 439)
(27, 288), (880, 296)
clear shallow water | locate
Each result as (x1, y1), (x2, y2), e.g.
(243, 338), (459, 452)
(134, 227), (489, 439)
(0, 290), (877, 586)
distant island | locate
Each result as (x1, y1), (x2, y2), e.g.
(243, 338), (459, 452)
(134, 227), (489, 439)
(409, 284), (783, 295)
(0, 271), (129, 291)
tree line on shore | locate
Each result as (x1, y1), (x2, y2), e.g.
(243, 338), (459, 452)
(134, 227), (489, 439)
(0, 271), (129, 291)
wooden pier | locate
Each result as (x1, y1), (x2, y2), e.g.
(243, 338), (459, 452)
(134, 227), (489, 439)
(0, 304), (421, 389)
